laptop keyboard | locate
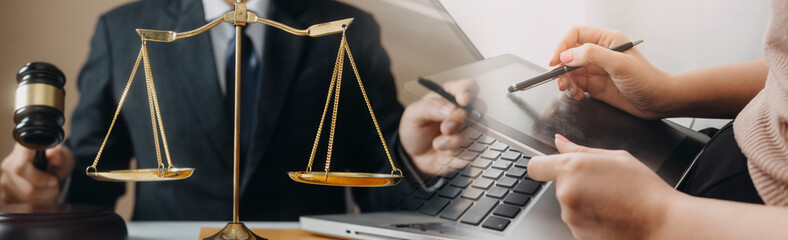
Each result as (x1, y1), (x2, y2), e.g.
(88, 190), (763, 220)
(395, 128), (545, 232)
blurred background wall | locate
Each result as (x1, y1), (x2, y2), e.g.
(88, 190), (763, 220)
(0, 0), (136, 219)
(0, 0), (133, 172)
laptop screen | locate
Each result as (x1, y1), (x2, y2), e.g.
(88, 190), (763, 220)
(339, 0), (484, 103)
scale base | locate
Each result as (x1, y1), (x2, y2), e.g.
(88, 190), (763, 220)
(203, 222), (266, 240)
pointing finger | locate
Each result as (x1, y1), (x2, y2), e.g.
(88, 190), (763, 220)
(527, 154), (569, 181)
(554, 134), (607, 154)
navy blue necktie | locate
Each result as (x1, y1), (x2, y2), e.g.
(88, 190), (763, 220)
(225, 28), (259, 163)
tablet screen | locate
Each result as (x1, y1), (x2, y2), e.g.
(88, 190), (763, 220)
(407, 55), (709, 185)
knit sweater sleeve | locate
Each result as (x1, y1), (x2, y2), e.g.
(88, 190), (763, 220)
(733, 0), (788, 206)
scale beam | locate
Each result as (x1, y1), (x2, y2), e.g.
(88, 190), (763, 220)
(137, 11), (353, 42)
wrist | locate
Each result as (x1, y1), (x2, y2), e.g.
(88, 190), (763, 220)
(395, 138), (431, 181)
(646, 190), (689, 240)
(649, 71), (682, 118)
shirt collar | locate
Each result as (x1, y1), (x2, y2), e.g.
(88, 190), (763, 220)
(203, 0), (269, 21)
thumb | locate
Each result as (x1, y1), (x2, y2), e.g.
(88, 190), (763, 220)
(559, 43), (630, 75)
(46, 146), (74, 180)
(46, 146), (64, 168)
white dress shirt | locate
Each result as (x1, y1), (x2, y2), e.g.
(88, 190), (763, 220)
(203, 0), (269, 96)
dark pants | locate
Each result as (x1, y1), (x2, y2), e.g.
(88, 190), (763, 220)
(678, 122), (763, 204)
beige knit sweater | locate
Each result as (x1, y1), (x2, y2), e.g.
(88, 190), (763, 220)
(733, 0), (788, 206)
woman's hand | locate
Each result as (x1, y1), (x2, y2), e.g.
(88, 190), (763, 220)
(528, 134), (679, 240)
(550, 26), (674, 119)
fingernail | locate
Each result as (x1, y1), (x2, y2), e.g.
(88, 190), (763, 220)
(440, 105), (453, 116)
(557, 77), (563, 89)
(560, 50), (573, 63)
(436, 136), (449, 148)
(445, 121), (458, 131)
(575, 92), (584, 100)
(564, 87), (574, 98)
(456, 95), (469, 107)
(555, 134), (569, 143)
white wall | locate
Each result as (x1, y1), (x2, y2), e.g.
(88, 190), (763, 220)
(442, 0), (769, 71)
(441, 0), (770, 129)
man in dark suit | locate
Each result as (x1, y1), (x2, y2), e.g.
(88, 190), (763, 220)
(0, 0), (475, 221)
(2, 0), (400, 221)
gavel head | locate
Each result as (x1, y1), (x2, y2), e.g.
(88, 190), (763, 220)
(13, 62), (66, 150)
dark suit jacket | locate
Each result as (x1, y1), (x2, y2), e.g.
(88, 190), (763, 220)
(64, 0), (406, 221)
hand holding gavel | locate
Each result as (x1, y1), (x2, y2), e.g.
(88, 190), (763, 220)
(0, 62), (75, 204)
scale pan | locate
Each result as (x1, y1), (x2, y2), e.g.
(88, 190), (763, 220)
(87, 168), (194, 182)
(287, 171), (402, 187)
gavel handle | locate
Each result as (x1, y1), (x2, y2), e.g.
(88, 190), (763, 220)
(33, 150), (47, 170)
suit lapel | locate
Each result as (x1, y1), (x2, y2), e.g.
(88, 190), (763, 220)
(165, 0), (233, 169)
(241, 0), (307, 192)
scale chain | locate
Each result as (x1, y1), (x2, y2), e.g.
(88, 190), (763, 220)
(306, 31), (402, 177)
(342, 34), (401, 176)
(87, 46), (144, 172)
(141, 44), (165, 171)
(88, 40), (176, 174)
(323, 32), (346, 175)
(306, 34), (345, 173)
(143, 46), (175, 169)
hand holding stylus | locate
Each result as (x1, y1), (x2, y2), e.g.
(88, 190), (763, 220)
(399, 79), (478, 178)
(543, 26), (673, 120)
(508, 39), (642, 93)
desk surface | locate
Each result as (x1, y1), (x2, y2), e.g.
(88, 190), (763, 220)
(128, 221), (301, 240)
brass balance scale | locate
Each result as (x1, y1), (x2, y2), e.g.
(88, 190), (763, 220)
(83, 1), (403, 239)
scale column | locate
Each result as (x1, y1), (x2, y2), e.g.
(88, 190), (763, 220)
(205, 1), (265, 239)
(232, 20), (242, 226)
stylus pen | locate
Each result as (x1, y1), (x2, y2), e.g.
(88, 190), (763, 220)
(418, 77), (483, 119)
(507, 39), (644, 93)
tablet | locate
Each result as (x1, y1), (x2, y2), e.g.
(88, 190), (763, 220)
(406, 54), (709, 187)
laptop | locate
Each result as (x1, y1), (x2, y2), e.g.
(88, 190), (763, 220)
(300, 1), (710, 239)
